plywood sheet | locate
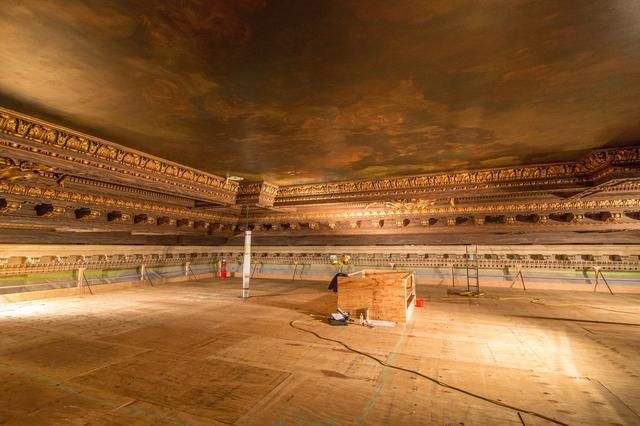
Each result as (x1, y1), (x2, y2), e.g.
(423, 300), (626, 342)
(338, 270), (415, 322)
(1, 278), (639, 425)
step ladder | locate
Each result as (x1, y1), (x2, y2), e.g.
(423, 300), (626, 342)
(465, 245), (480, 294)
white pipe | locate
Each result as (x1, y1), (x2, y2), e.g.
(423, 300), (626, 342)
(242, 230), (251, 299)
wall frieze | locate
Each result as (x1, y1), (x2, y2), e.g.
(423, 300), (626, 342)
(2, 245), (639, 276)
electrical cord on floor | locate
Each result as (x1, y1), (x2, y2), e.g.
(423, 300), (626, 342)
(289, 319), (568, 426)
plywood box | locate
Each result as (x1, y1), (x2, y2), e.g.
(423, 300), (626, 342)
(337, 270), (416, 323)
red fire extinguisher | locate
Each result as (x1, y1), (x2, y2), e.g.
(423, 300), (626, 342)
(219, 258), (227, 279)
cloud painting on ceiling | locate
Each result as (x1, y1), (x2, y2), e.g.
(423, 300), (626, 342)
(0, 0), (639, 184)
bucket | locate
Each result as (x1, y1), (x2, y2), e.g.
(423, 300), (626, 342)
(415, 298), (425, 307)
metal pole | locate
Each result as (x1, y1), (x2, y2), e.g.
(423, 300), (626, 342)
(187, 264), (198, 280)
(465, 246), (471, 292)
(81, 270), (94, 295)
(242, 230), (251, 299)
(451, 265), (455, 287)
(251, 261), (260, 278)
(299, 264), (306, 280)
(598, 268), (614, 295)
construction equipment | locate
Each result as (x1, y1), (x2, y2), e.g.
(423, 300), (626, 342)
(250, 261), (261, 278)
(328, 308), (351, 326)
(465, 245), (480, 294)
(510, 264), (527, 291)
(593, 267), (614, 295)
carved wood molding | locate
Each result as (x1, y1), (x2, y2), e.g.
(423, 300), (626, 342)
(1, 107), (640, 243)
(0, 244), (222, 275)
(0, 181), (237, 223)
(2, 245), (639, 279)
(0, 107), (239, 204)
(236, 181), (279, 207)
(253, 197), (640, 223)
(64, 175), (198, 207)
(276, 147), (640, 203)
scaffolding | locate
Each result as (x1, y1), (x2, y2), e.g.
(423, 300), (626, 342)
(465, 245), (480, 294)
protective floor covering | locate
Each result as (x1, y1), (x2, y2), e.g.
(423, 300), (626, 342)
(0, 278), (639, 425)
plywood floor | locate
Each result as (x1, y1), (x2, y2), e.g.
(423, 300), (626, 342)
(1, 278), (639, 425)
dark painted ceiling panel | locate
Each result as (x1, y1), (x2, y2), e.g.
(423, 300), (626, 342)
(0, 0), (639, 183)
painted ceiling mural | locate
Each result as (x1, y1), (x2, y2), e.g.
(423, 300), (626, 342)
(0, 0), (639, 184)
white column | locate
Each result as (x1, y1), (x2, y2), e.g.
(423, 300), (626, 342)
(184, 261), (190, 277)
(242, 230), (252, 299)
(139, 264), (146, 281)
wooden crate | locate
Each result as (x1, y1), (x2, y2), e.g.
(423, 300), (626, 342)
(337, 270), (416, 323)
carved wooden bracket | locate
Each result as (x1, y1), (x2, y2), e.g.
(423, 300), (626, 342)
(157, 216), (172, 226)
(107, 211), (123, 222)
(34, 203), (54, 216)
(176, 219), (191, 227)
(194, 221), (209, 230)
(134, 214), (149, 224)
(75, 208), (92, 219)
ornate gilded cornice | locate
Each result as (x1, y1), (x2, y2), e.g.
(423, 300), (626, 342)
(0, 181), (236, 223)
(1, 155), (198, 208)
(236, 180), (279, 207)
(63, 175), (198, 207)
(0, 107), (238, 204)
(276, 146), (640, 204)
(364, 198), (436, 210)
(2, 107), (640, 242)
(254, 197), (640, 223)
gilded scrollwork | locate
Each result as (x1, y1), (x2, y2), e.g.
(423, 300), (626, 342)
(0, 107), (238, 202)
(1, 108), (640, 236)
(0, 157), (55, 182)
(255, 197), (640, 223)
(0, 181), (236, 223)
(237, 181), (279, 207)
(365, 198), (436, 210)
(277, 147), (640, 203)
